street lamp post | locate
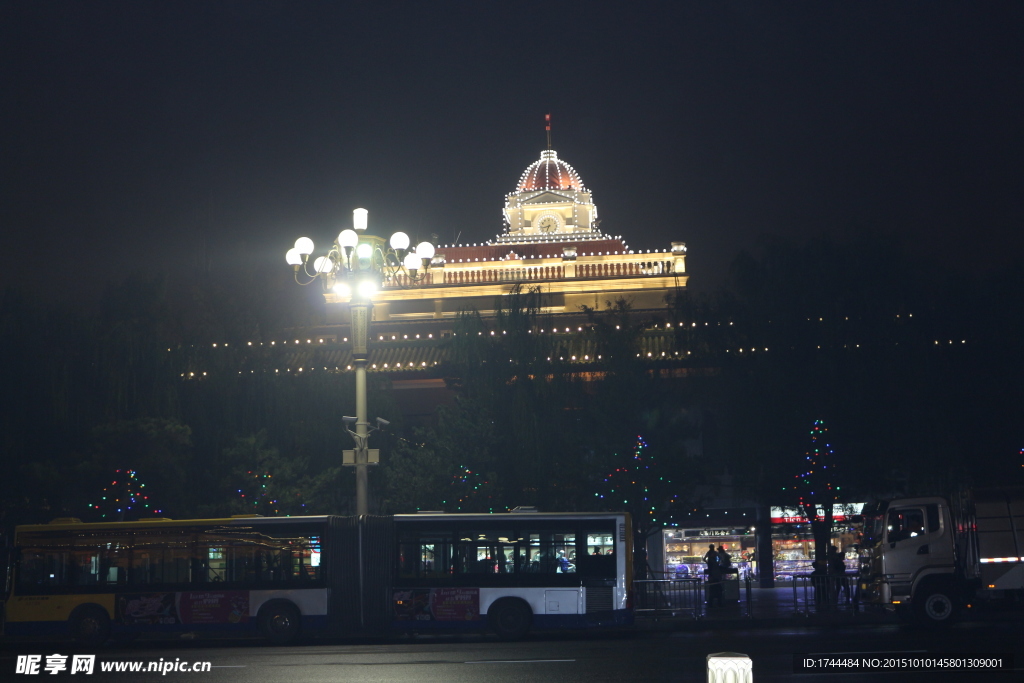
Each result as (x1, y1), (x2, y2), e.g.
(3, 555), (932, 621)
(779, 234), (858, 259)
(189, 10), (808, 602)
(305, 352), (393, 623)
(286, 208), (434, 516)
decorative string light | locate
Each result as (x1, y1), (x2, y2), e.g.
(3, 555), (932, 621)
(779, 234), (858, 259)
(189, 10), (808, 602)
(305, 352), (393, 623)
(782, 419), (841, 518)
(594, 436), (683, 527)
(91, 469), (162, 519)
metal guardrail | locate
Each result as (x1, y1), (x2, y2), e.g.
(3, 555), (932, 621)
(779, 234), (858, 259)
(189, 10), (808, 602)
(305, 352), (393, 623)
(790, 574), (857, 615)
(635, 574), (754, 619)
(635, 578), (704, 618)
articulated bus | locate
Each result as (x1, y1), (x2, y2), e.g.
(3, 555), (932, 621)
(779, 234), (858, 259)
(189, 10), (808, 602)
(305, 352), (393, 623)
(1, 512), (632, 644)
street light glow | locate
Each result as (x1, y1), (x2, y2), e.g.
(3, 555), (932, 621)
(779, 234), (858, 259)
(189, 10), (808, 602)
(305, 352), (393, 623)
(338, 229), (358, 249)
(416, 241), (435, 260)
(390, 231), (410, 251)
(313, 256), (333, 274)
(286, 206), (432, 518)
(357, 279), (377, 298)
(403, 252), (421, 271)
(353, 208), (368, 232)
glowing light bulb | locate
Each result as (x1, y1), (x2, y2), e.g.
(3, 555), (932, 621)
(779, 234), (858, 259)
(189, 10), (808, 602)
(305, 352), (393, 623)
(338, 229), (358, 248)
(403, 252), (421, 271)
(415, 242), (435, 260)
(357, 279), (377, 298)
(353, 208), (368, 232)
(390, 232), (411, 251)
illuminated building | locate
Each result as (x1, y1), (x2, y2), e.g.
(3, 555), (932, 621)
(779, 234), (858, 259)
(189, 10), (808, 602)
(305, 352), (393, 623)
(319, 144), (687, 334)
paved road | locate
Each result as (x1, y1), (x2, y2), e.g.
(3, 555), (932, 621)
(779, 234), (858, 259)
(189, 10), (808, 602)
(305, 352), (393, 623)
(2, 621), (1021, 682)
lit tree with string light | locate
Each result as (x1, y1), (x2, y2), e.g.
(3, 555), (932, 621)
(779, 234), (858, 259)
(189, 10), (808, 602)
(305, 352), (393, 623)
(782, 419), (844, 569)
(235, 467), (283, 516)
(594, 435), (686, 577)
(88, 468), (163, 521)
(225, 431), (310, 517)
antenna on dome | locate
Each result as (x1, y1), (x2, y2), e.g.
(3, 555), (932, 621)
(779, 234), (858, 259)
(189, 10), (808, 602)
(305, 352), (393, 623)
(545, 113), (552, 150)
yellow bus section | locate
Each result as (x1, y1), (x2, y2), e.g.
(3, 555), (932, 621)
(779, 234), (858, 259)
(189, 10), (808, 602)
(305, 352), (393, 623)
(16, 516), (241, 533)
(5, 594), (115, 622)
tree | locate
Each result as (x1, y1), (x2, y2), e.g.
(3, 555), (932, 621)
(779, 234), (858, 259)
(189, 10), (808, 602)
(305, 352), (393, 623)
(783, 419), (842, 569)
(78, 418), (195, 520)
(221, 430), (311, 517)
(411, 286), (596, 512)
(594, 435), (700, 577)
(379, 427), (471, 513)
(88, 468), (164, 521)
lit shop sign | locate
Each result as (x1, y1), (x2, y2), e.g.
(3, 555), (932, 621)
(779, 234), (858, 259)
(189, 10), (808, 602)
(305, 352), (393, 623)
(770, 503), (865, 524)
(682, 528), (750, 538)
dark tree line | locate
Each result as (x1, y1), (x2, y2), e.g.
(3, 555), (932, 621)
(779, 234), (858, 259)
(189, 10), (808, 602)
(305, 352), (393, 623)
(1, 234), (1021, 543)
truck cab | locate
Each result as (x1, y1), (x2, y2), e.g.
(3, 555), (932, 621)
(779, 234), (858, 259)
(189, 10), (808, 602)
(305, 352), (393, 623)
(861, 489), (1023, 626)
(860, 497), (962, 624)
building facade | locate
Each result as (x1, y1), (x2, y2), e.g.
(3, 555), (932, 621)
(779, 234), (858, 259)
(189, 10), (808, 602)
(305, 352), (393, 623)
(320, 145), (687, 332)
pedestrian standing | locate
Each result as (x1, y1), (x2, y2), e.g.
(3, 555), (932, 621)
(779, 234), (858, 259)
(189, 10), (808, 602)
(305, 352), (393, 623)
(704, 543), (723, 607)
(717, 545), (732, 569)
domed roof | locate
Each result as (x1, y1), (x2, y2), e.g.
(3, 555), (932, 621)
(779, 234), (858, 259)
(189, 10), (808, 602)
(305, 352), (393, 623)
(516, 150), (585, 192)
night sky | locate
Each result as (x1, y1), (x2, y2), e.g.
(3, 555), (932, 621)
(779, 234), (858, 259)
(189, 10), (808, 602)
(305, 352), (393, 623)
(3, 1), (1022, 302)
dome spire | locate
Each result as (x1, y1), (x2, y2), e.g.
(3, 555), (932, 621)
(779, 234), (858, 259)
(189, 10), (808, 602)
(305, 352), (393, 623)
(545, 113), (552, 150)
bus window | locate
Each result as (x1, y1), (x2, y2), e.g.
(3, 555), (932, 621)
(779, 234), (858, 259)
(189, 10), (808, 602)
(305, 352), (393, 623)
(457, 530), (513, 574)
(65, 535), (130, 587)
(293, 536), (321, 581)
(96, 538), (131, 586)
(132, 534), (191, 585)
(520, 531), (575, 573)
(577, 529), (616, 577)
(203, 527), (323, 585)
(397, 530), (454, 579)
(194, 533), (230, 583)
(17, 548), (71, 590)
(68, 547), (99, 586)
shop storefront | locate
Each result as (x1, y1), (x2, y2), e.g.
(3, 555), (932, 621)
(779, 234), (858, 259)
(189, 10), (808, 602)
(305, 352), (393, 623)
(661, 526), (757, 580)
(651, 504), (865, 583)
(769, 504), (864, 580)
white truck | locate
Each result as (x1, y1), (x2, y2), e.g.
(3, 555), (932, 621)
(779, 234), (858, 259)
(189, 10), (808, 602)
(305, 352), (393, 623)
(859, 487), (1024, 625)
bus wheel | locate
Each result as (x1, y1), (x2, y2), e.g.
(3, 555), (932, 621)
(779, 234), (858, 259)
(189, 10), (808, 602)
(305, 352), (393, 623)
(70, 606), (111, 647)
(258, 601), (301, 644)
(488, 599), (532, 641)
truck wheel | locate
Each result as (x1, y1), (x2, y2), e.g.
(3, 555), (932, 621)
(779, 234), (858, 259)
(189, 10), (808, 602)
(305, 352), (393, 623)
(258, 601), (301, 644)
(914, 588), (958, 626)
(70, 606), (111, 647)
(488, 598), (532, 640)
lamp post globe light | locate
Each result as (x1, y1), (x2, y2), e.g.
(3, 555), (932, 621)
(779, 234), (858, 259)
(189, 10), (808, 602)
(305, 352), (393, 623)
(286, 208), (435, 516)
